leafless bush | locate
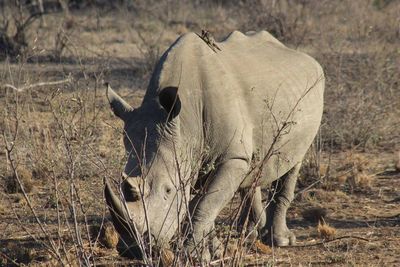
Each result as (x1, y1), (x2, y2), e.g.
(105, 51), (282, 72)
(298, 134), (330, 192)
(234, 0), (311, 47)
(0, 1), (48, 60)
(0, 53), (123, 265)
(53, 17), (75, 59)
(319, 49), (400, 150)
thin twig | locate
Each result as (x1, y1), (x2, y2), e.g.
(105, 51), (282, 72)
(2, 74), (73, 92)
(285, 235), (370, 248)
(295, 178), (323, 196)
(0, 250), (21, 266)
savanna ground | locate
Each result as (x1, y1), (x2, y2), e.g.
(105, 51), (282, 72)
(0, 0), (399, 266)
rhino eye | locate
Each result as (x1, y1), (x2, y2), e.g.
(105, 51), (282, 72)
(165, 186), (172, 195)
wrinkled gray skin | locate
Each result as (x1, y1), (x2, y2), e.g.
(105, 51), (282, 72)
(105, 31), (324, 260)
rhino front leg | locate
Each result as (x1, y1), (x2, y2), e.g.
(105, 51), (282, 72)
(262, 162), (301, 246)
(187, 158), (249, 260)
(238, 186), (266, 241)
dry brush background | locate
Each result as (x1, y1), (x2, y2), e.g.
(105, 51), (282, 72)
(0, 0), (399, 266)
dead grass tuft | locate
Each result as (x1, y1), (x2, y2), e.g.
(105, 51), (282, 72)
(160, 248), (174, 267)
(90, 222), (119, 249)
(102, 223), (119, 249)
(349, 172), (373, 189)
(317, 221), (337, 240)
(254, 240), (272, 254)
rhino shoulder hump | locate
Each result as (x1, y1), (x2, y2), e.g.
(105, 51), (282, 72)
(248, 30), (285, 47)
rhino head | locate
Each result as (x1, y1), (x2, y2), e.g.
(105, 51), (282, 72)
(104, 83), (194, 257)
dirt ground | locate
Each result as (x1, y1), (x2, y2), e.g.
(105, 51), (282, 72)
(0, 1), (399, 266)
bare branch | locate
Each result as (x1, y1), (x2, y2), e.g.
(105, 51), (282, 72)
(2, 74), (73, 92)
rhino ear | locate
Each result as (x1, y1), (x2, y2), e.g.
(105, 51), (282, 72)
(159, 86), (181, 119)
(106, 83), (133, 121)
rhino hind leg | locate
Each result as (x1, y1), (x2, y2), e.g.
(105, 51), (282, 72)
(237, 186), (266, 242)
(261, 163), (301, 246)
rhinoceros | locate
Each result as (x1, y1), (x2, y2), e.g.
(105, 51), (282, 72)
(104, 30), (324, 260)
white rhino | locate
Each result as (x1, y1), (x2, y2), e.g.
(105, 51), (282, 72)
(105, 30), (324, 260)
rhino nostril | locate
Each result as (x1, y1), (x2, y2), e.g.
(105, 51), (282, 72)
(121, 172), (129, 180)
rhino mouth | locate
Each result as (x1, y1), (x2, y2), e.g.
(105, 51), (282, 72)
(104, 180), (143, 258)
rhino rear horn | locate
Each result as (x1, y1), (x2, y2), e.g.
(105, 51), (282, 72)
(105, 83), (133, 121)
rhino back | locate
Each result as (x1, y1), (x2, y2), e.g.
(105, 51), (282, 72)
(217, 31), (324, 184)
(149, 31), (324, 185)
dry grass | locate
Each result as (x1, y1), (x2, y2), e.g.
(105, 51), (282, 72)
(336, 152), (375, 192)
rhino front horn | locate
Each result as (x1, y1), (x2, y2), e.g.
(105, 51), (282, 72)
(104, 179), (143, 259)
(104, 180), (133, 238)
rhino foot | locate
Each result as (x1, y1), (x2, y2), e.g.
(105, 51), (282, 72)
(245, 221), (260, 242)
(211, 236), (224, 259)
(186, 240), (211, 264)
(263, 228), (296, 247)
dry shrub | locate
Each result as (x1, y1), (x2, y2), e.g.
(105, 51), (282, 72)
(337, 152), (374, 192)
(310, 1), (400, 151)
(319, 49), (400, 150)
(298, 141), (327, 190)
(234, 0), (311, 47)
(4, 167), (34, 194)
(0, 1), (50, 60)
(317, 221), (336, 240)
(302, 206), (328, 224)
